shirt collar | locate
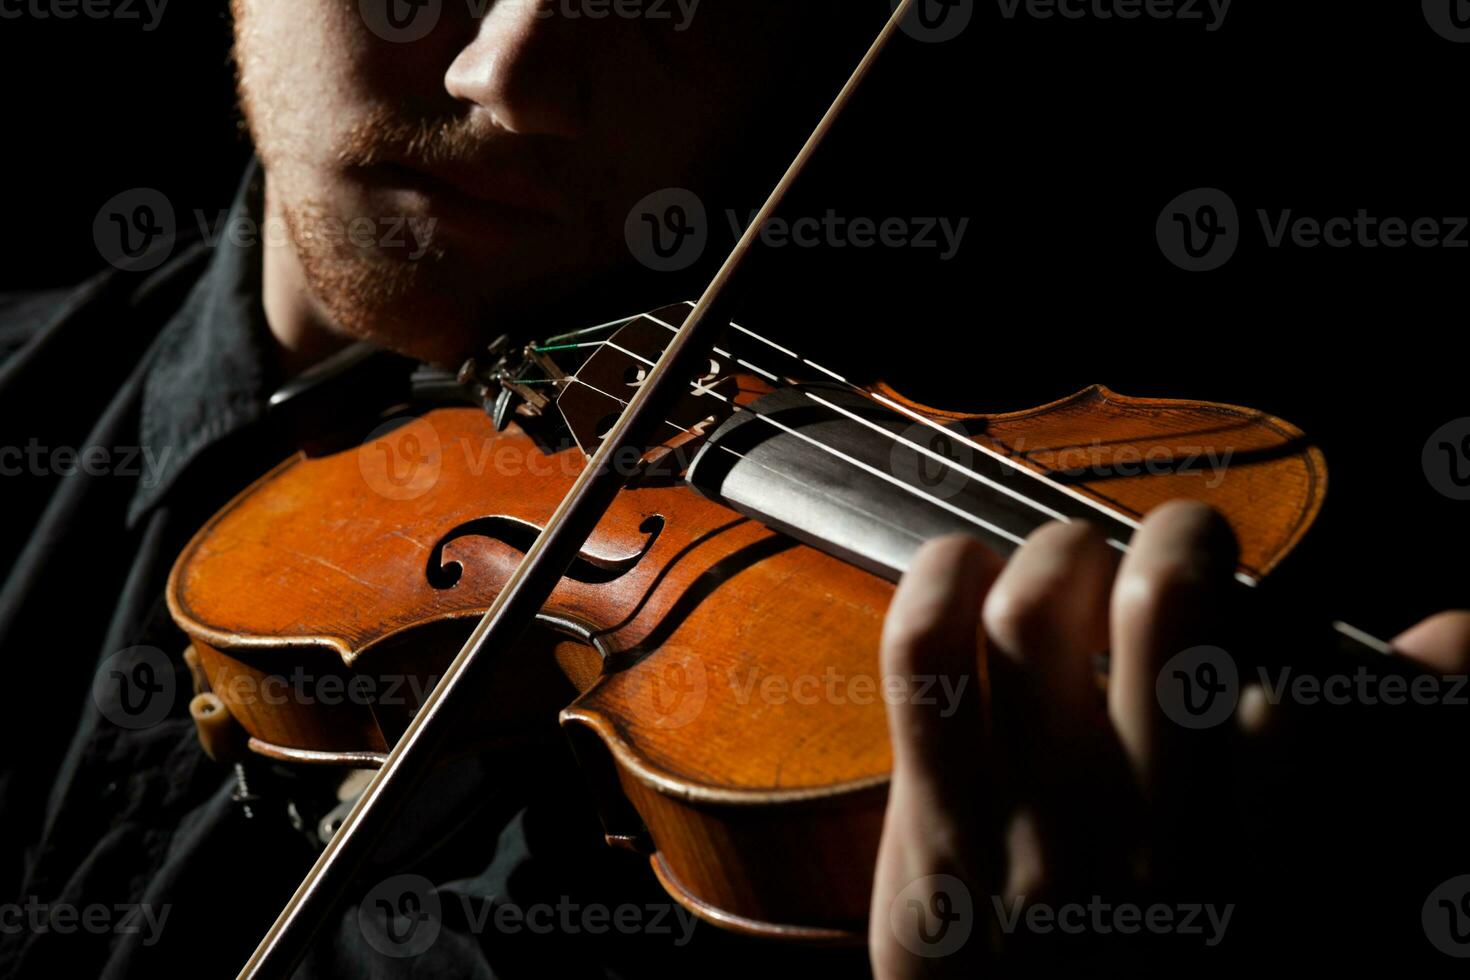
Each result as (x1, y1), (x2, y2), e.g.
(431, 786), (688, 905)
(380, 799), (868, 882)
(129, 161), (276, 525)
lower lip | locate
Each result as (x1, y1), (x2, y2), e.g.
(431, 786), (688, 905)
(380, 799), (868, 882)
(360, 165), (561, 236)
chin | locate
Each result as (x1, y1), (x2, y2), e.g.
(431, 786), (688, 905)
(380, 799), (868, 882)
(293, 242), (529, 368)
(322, 283), (502, 368)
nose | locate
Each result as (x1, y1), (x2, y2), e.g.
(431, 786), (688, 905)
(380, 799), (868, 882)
(444, 4), (584, 138)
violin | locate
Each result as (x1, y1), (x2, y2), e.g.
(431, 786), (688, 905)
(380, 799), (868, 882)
(164, 3), (1411, 974)
(171, 303), (1392, 945)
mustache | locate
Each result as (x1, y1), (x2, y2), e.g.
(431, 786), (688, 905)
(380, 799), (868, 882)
(338, 106), (506, 170)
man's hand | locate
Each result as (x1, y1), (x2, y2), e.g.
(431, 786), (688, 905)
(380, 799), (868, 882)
(869, 500), (1470, 976)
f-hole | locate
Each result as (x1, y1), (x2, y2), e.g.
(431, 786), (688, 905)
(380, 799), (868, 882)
(427, 515), (665, 589)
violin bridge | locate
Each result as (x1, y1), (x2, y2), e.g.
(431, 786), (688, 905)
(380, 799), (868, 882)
(556, 305), (738, 471)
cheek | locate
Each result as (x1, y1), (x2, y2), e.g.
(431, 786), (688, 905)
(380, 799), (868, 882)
(236, 1), (374, 160)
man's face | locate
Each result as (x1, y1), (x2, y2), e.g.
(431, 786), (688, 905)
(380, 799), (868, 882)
(233, 0), (856, 365)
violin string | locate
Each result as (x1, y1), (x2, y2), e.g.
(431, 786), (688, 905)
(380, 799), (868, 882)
(545, 309), (1254, 584)
(561, 329), (1080, 548)
(563, 368), (1030, 549)
(558, 329), (1095, 551)
(641, 311), (1109, 538)
(568, 330), (1072, 549)
(686, 315), (1258, 586)
(678, 305), (1146, 533)
(539, 313), (640, 346)
(639, 312), (1136, 548)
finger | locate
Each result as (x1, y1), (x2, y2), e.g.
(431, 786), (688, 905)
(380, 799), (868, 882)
(1109, 500), (1238, 792)
(880, 533), (1004, 823)
(872, 536), (1002, 976)
(980, 519), (1123, 899)
(983, 520), (1118, 727)
(1392, 610), (1470, 675)
(1108, 501), (1240, 892)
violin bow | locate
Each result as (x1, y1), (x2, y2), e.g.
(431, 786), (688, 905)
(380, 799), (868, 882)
(237, 2), (919, 975)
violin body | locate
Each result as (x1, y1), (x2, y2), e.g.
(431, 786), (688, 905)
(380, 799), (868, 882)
(168, 377), (1325, 941)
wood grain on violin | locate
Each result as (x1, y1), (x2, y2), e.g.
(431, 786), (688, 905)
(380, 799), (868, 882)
(167, 378), (1324, 940)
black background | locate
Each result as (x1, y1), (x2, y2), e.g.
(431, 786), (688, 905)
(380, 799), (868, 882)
(0, 0), (1464, 635)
